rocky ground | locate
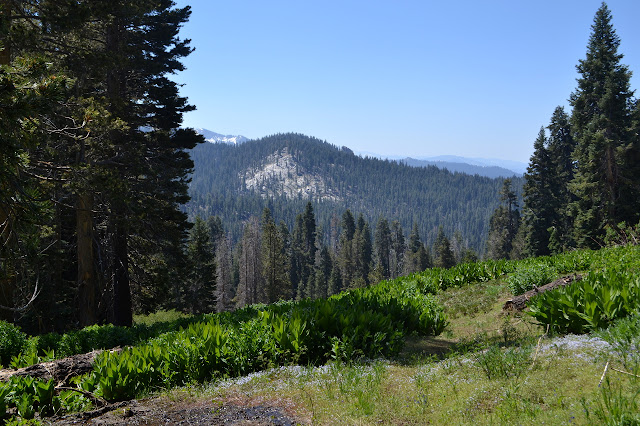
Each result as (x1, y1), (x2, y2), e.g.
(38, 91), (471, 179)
(47, 395), (307, 425)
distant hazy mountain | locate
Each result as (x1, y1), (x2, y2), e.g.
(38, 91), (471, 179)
(356, 151), (526, 176)
(194, 128), (249, 145)
(421, 155), (527, 175)
(401, 158), (519, 179)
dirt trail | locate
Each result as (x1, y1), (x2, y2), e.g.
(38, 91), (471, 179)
(48, 395), (306, 425)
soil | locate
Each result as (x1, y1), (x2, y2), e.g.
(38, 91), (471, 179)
(46, 394), (308, 425)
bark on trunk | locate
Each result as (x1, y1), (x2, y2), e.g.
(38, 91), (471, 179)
(0, 206), (15, 321)
(77, 193), (97, 326)
(0, 0), (10, 65)
(112, 215), (132, 327)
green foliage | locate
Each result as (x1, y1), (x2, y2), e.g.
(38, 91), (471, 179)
(583, 377), (640, 426)
(507, 263), (558, 295)
(475, 344), (533, 380)
(0, 321), (28, 366)
(486, 179), (522, 260)
(569, 4), (638, 247)
(584, 314), (640, 425)
(596, 313), (640, 373)
(528, 262), (640, 334)
(72, 279), (447, 402)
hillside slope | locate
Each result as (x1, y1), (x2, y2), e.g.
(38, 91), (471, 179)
(185, 133), (524, 251)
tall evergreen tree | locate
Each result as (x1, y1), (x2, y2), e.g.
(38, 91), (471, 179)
(236, 217), (262, 307)
(351, 214), (373, 287)
(338, 209), (356, 288)
(184, 216), (216, 314)
(486, 179), (521, 260)
(433, 226), (455, 269)
(291, 202), (316, 299)
(404, 223), (430, 274)
(546, 106), (577, 252)
(521, 128), (555, 257)
(569, 2), (637, 247)
(313, 246), (332, 299)
(3, 0), (201, 328)
(389, 220), (406, 278)
(374, 217), (392, 279)
(215, 234), (234, 312)
(261, 208), (290, 303)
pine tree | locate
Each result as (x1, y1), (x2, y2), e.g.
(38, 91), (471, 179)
(521, 128), (555, 257)
(215, 234), (234, 312)
(570, 2), (637, 247)
(184, 216), (216, 314)
(313, 246), (332, 299)
(338, 209), (356, 287)
(3, 0), (201, 327)
(291, 202), (316, 299)
(374, 217), (392, 279)
(389, 220), (406, 278)
(327, 263), (343, 296)
(352, 214), (372, 287)
(404, 223), (430, 274)
(261, 208), (290, 303)
(0, 42), (70, 322)
(433, 226), (455, 269)
(236, 217), (263, 307)
(486, 179), (521, 260)
(546, 106), (577, 252)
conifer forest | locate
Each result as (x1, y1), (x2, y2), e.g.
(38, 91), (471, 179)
(1, 2), (640, 424)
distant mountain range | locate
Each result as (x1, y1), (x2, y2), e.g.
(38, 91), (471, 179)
(400, 158), (520, 179)
(186, 132), (525, 251)
(419, 155), (527, 175)
(358, 152), (527, 177)
(193, 128), (526, 178)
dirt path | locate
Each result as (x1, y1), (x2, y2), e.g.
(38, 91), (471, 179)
(47, 395), (306, 425)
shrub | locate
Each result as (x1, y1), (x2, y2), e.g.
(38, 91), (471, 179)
(0, 320), (28, 367)
(507, 263), (557, 295)
(475, 344), (533, 380)
(527, 268), (640, 334)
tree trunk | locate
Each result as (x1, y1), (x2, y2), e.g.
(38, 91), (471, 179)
(112, 213), (132, 326)
(0, 0), (10, 65)
(0, 349), (122, 384)
(0, 206), (15, 322)
(77, 193), (98, 326)
(503, 274), (582, 311)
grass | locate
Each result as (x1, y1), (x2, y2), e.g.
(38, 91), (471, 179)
(155, 276), (638, 425)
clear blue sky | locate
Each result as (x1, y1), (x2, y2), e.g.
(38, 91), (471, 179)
(172, 0), (639, 163)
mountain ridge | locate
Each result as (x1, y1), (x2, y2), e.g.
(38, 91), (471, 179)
(186, 132), (525, 252)
(193, 128), (525, 177)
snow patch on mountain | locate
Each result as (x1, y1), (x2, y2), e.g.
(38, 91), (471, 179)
(194, 128), (249, 145)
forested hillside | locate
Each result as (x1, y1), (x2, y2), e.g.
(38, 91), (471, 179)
(186, 133), (524, 252)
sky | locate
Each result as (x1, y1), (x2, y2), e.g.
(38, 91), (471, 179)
(172, 0), (640, 164)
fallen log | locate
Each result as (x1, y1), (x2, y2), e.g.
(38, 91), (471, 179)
(503, 274), (582, 312)
(0, 348), (121, 385)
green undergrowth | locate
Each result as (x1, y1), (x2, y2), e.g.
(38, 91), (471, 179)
(2, 244), (639, 423)
(0, 277), (447, 422)
(196, 247), (640, 425)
